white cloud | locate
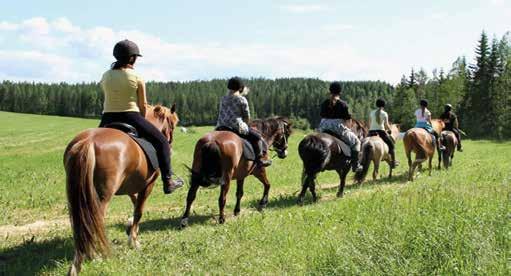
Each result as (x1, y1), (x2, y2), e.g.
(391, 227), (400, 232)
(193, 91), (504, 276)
(0, 17), (400, 83)
(321, 24), (355, 33)
(280, 4), (328, 14)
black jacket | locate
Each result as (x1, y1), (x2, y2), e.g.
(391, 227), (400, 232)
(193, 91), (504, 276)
(320, 99), (351, 120)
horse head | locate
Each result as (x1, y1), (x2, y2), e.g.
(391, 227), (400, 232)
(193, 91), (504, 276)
(150, 104), (179, 144)
(251, 116), (293, 159)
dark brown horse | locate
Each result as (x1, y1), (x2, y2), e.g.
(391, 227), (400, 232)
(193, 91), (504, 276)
(439, 130), (458, 169)
(180, 117), (292, 227)
(64, 105), (179, 275)
(297, 132), (352, 203)
(403, 119), (447, 181)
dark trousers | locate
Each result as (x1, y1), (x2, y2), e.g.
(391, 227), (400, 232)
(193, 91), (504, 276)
(368, 130), (395, 156)
(99, 112), (172, 180)
(216, 126), (264, 157)
(445, 127), (462, 146)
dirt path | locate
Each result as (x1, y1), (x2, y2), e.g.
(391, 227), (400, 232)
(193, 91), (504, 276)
(0, 218), (69, 238)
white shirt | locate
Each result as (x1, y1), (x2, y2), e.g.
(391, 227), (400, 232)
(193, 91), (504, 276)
(369, 109), (388, 131)
(415, 108), (431, 123)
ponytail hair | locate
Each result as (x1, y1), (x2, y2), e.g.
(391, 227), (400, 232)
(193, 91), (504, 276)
(376, 108), (383, 125)
(111, 55), (136, 70)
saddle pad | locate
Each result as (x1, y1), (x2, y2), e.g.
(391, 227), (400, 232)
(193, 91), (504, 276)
(322, 131), (351, 157)
(132, 137), (159, 170)
(242, 139), (256, 161)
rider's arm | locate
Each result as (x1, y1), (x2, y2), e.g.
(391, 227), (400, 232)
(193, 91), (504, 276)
(454, 114), (459, 129)
(136, 79), (147, 117)
(383, 113), (391, 131)
(241, 97), (250, 123)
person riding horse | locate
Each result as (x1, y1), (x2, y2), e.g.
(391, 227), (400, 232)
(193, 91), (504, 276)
(440, 104), (463, 152)
(318, 81), (363, 172)
(414, 99), (445, 151)
(216, 77), (272, 167)
(368, 98), (398, 168)
(98, 39), (183, 194)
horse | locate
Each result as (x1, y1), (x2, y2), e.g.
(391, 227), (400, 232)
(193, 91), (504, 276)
(348, 118), (368, 140)
(439, 131), (458, 169)
(354, 124), (400, 183)
(180, 117), (292, 227)
(64, 104), (179, 276)
(403, 120), (444, 181)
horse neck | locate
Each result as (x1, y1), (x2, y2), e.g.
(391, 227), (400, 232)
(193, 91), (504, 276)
(254, 122), (279, 145)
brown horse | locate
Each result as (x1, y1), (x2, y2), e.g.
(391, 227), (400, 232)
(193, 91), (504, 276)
(180, 117), (292, 227)
(354, 124), (400, 183)
(439, 130), (458, 169)
(348, 118), (368, 140)
(64, 104), (179, 275)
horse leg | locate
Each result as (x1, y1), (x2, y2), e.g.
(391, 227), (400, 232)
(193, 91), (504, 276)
(308, 178), (318, 202)
(387, 160), (393, 179)
(254, 169), (271, 210)
(298, 172), (310, 205)
(428, 156), (433, 176)
(128, 183), (154, 249)
(218, 179), (231, 224)
(437, 149), (442, 170)
(234, 179), (244, 216)
(336, 167), (349, 198)
(407, 151), (413, 181)
(126, 194), (137, 235)
(180, 183), (200, 228)
(372, 160), (380, 181)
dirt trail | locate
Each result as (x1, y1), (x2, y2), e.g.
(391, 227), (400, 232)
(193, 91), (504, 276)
(0, 218), (69, 238)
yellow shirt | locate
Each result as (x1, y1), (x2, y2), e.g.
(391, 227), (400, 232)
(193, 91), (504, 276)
(101, 68), (143, 113)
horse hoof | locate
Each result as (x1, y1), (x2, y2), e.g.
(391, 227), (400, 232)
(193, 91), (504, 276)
(234, 210), (240, 216)
(127, 235), (141, 249)
(257, 203), (267, 212)
(336, 192), (344, 198)
(180, 218), (189, 229)
(297, 197), (304, 206)
(219, 217), (225, 224)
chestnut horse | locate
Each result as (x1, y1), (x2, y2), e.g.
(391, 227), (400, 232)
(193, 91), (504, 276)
(354, 124), (400, 183)
(64, 104), (179, 275)
(403, 119), (445, 181)
(180, 117), (292, 227)
(439, 130), (458, 169)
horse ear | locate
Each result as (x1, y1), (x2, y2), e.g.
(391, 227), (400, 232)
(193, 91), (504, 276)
(171, 103), (176, 113)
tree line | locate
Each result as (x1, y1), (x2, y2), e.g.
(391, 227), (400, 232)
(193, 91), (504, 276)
(0, 31), (509, 138)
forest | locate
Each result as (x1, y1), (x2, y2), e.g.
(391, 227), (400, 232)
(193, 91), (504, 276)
(0, 32), (509, 138)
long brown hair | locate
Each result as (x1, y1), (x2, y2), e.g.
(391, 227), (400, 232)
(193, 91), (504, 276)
(375, 108), (383, 125)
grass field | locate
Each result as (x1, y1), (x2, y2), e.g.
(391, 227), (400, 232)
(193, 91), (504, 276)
(0, 111), (509, 275)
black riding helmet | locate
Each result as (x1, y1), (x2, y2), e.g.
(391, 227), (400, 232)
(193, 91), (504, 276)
(420, 99), (428, 107)
(113, 39), (142, 61)
(376, 98), (386, 108)
(227, 77), (244, 91)
(444, 103), (453, 111)
(329, 81), (342, 95)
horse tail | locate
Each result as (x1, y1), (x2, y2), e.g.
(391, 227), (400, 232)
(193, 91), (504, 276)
(298, 135), (329, 176)
(354, 141), (373, 183)
(65, 139), (108, 264)
(191, 142), (222, 187)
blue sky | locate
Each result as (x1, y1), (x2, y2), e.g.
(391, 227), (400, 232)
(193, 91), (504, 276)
(0, 0), (509, 83)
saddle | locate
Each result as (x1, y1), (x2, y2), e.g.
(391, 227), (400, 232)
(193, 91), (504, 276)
(321, 130), (352, 157)
(215, 126), (266, 161)
(103, 123), (159, 170)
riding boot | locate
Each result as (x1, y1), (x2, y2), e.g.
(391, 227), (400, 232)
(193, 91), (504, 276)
(433, 131), (446, 151)
(253, 140), (272, 167)
(454, 130), (463, 152)
(350, 150), (363, 173)
(163, 175), (184, 194)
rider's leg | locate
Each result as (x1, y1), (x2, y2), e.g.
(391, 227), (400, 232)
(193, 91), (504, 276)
(124, 112), (183, 194)
(344, 129), (362, 172)
(245, 129), (272, 167)
(453, 128), (462, 151)
(431, 130), (445, 151)
(378, 130), (397, 167)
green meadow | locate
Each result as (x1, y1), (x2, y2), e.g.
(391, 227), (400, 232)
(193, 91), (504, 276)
(0, 111), (509, 275)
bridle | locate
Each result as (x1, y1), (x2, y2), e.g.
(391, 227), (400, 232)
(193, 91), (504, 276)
(271, 122), (289, 158)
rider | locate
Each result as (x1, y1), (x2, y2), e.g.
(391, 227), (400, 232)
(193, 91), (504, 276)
(368, 98), (398, 168)
(440, 104), (463, 152)
(414, 99), (445, 151)
(98, 39), (183, 194)
(216, 77), (272, 167)
(318, 81), (363, 172)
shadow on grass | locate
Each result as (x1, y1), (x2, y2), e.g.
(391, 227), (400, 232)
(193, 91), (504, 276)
(113, 214), (215, 233)
(248, 172), (411, 211)
(0, 237), (73, 275)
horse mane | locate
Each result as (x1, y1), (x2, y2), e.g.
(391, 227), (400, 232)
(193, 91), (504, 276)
(152, 105), (168, 121)
(250, 116), (292, 138)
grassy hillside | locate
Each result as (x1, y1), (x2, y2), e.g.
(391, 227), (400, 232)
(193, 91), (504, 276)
(0, 111), (509, 275)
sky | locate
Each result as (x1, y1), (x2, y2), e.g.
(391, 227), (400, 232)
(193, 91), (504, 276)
(0, 0), (510, 84)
